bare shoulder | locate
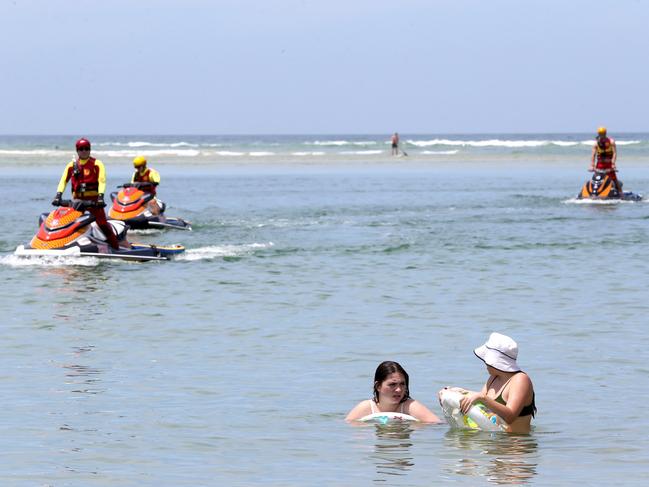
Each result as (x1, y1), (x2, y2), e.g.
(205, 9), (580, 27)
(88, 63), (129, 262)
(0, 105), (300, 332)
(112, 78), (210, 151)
(402, 398), (415, 410)
(405, 398), (427, 412)
(345, 399), (373, 421)
(512, 372), (534, 389)
(405, 398), (441, 423)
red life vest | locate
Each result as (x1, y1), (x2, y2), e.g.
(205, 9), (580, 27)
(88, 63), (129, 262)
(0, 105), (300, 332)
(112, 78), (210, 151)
(68, 158), (101, 199)
(595, 137), (614, 170)
(133, 168), (157, 195)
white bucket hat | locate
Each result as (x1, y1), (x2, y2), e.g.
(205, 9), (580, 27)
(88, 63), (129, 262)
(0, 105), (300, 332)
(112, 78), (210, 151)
(474, 332), (521, 373)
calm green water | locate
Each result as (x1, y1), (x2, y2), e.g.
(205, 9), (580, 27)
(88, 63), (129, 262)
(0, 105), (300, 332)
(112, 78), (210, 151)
(1, 149), (649, 485)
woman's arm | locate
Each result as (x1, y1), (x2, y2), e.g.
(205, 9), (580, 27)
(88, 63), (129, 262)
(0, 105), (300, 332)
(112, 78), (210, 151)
(406, 400), (442, 423)
(345, 400), (372, 421)
(458, 376), (492, 415)
(460, 374), (533, 424)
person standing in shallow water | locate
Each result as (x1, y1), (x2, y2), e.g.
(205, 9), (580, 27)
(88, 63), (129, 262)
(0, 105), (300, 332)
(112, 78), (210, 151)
(346, 361), (441, 422)
(450, 332), (536, 433)
(391, 132), (400, 156)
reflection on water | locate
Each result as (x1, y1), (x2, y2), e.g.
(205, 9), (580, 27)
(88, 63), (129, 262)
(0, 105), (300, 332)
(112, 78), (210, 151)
(58, 344), (104, 441)
(443, 430), (538, 485)
(39, 265), (110, 292)
(37, 265), (111, 326)
(370, 423), (415, 480)
(62, 345), (104, 396)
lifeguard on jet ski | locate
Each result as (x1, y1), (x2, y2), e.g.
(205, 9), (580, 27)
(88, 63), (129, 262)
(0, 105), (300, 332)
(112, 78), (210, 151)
(108, 156), (191, 230)
(15, 199), (184, 261)
(577, 127), (642, 201)
(16, 139), (182, 261)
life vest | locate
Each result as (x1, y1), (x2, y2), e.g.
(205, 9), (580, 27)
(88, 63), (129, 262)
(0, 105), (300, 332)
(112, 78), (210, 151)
(133, 168), (157, 195)
(69, 158), (100, 199)
(595, 137), (614, 170)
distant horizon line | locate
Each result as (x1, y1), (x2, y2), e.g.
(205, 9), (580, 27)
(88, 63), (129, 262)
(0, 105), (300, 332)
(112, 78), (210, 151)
(1, 131), (648, 137)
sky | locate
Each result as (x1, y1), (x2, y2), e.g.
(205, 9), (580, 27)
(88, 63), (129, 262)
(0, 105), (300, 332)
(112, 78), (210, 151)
(1, 0), (648, 135)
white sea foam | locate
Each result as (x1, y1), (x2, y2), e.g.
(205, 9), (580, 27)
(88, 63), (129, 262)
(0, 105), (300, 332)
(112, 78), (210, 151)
(1, 254), (99, 267)
(177, 242), (273, 261)
(213, 151), (245, 156)
(340, 150), (384, 155)
(408, 139), (547, 148)
(308, 140), (379, 147)
(563, 198), (639, 205)
(249, 151), (275, 157)
(291, 151), (326, 156)
(97, 141), (198, 148)
(408, 138), (642, 148)
(308, 140), (349, 146)
(553, 141), (580, 147)
(421, 150), (460, 155)
(99, 149), (201, 158)
(0, 149), (65, 156)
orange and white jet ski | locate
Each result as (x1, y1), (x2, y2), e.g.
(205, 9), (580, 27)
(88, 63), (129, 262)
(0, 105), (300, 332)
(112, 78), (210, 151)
(15, 200), (184, 261)
(109, 183), (191, 230)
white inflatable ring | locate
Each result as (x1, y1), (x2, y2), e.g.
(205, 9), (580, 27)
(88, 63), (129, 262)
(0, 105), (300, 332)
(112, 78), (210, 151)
(358, 412), (419, 424)
(439, 388), (504, 431)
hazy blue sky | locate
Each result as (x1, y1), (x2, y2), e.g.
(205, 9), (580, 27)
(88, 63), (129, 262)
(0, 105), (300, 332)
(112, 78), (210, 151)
(2, 0), (648, 134)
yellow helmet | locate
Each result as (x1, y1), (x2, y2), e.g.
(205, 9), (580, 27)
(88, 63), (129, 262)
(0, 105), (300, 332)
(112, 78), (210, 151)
(597, 126), (607, 135)
(133, 155), (147, 168)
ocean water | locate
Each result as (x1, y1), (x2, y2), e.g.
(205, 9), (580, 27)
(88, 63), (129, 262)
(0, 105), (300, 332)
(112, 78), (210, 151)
(1, 134), (649, 486)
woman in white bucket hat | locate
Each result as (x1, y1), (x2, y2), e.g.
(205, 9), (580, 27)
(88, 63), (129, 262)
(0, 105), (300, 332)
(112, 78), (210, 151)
(459, 332), (536, 433)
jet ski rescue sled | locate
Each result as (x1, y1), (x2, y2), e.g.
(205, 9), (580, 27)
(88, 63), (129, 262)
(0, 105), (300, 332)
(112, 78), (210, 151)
(15, 200), (184, 261)
(577, 170), (642, 201)
(109, 183), (191, 230)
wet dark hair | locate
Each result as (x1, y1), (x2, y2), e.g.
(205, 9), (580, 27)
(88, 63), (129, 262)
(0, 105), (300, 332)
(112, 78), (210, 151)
(373, 361), (411, 404)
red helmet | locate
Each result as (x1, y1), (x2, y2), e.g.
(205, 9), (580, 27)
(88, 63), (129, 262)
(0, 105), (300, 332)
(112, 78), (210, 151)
(75, 138), (91, 150)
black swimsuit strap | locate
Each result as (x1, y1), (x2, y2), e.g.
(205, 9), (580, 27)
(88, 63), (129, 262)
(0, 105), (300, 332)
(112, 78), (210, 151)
(490, 372), (536, 417)
(489, 372), (521, 397)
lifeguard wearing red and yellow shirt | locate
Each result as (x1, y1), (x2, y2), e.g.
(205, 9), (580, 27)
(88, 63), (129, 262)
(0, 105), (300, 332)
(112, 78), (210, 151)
(56, 157), (107, 200)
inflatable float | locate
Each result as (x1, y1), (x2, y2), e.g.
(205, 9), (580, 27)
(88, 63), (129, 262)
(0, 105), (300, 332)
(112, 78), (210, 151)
(438, 388), (505, 431)
(358, 412), (418, 425)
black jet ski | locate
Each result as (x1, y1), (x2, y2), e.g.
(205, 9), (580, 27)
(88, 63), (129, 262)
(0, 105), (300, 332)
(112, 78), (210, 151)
(577, 170), (642, 201)
(109, 183), (191, 230)
(15, 200), (185, 261)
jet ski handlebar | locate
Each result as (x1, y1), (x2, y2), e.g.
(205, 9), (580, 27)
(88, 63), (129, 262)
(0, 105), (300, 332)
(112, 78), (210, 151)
(119, 182), (159, 189)
(55, 199), (106, 210)
(591, 169), (617, 174)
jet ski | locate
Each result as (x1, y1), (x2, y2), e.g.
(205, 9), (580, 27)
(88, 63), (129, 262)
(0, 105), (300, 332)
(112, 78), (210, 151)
(109, 183), (191, 230)
(577, 170), (642, 201)
(15, 199), (185, 261)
